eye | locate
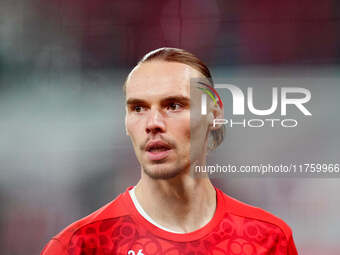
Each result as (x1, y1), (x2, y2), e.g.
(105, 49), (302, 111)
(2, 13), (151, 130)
(167, 102), (182, 111)
(132, 105), (146, 112)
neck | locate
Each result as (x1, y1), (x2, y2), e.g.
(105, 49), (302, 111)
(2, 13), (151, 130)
(134, 171), (216, 233)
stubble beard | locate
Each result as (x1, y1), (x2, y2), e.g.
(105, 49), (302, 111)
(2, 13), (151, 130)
(142, 160), (190, 180)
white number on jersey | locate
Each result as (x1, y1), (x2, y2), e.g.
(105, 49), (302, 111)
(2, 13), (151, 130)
(128, 249), (144, 255)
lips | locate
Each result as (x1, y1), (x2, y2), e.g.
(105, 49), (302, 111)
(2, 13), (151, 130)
(145, 140), (172, 161)
(146, 141), (171, 152)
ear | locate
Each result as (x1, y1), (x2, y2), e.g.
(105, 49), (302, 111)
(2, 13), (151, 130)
(208, 100), (224, 130)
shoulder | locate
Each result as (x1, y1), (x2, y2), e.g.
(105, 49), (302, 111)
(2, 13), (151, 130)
(42, 188), (132, 254)
(216, 187), (293, 240)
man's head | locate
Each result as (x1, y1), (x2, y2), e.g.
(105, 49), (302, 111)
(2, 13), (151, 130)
(124, 48), (224, 180)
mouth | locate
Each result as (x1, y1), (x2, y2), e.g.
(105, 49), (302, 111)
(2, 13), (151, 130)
(145, 141), (172, 161)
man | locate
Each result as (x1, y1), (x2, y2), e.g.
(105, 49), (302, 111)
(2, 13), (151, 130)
(41, 48), (298, 254)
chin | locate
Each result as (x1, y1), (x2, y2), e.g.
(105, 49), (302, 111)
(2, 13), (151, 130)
(143, 164), (183, 180)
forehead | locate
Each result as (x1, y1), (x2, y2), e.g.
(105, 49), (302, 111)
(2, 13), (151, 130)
(125, 61), (202, 100)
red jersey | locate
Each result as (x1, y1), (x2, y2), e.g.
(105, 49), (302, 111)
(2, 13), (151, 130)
(41, 186), (298, 255)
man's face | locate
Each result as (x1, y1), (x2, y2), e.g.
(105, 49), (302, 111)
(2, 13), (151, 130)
(125, 61), (210, 179)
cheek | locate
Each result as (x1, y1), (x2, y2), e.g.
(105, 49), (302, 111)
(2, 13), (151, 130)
(126, 116), (143, 141)
(171, 115), (191, 140)
(190, 114), (209, 140)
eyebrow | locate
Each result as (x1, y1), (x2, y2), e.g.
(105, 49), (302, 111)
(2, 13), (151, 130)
(126, 95), (190, 105)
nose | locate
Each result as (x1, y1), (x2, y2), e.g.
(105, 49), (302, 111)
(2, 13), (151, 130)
(145, 108), (166, 134)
